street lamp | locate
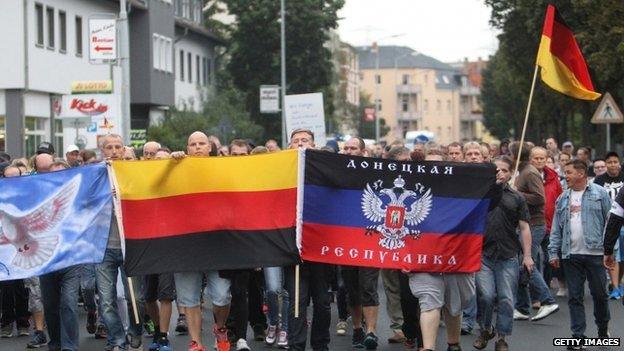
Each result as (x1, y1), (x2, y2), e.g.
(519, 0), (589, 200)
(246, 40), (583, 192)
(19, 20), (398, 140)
(373, 33), (405, 143)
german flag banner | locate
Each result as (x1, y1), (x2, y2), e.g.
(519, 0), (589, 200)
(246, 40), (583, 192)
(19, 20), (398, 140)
(300, 150), (498, 272)
(536, 4), (600, 100)
(111, 150), (301, 276)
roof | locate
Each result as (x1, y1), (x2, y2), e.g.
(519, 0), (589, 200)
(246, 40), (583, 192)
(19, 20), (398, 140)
(357, 45), (457, 71)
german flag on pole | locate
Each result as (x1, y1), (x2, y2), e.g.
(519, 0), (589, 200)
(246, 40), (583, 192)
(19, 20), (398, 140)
(536, 4), (600, 100)
(111, 150), (301, 276)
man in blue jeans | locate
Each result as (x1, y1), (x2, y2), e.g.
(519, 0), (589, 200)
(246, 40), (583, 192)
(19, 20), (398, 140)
(511, 142), (559, 321)
(549, 159), (611, 350)
(97, 134), (145, 351)
(473, 156), (535, 351)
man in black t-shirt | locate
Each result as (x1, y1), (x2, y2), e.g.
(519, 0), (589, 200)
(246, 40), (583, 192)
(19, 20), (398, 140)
(473, 156), (535, 351)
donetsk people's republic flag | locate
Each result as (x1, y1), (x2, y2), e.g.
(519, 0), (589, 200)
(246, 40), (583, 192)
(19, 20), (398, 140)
(301, 150), (497, 272)
(111, 150), (300, 276)
(536, 4), (600, 100)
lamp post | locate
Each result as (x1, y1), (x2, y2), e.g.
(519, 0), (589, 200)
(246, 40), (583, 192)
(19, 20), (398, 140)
(373, 34), (405, 143)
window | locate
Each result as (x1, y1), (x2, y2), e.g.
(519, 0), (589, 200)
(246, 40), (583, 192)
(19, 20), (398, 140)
(25, 117), (46, 157)
(46, 6), (54, 49)
(447, 100), (451, 112)
(0, 116), (5, 152)
(196, 55), (200, 85)
(59, 11), (66, 53)
(402, 96), (409, 112)
(202, 57), (207, 86)
(179, 50), (184, 81)
(424, 99), (429, 112)
(442, 75), (450, 84)
(187, 52), (192, 83)
(206, 58), (212, 84)
(75, 16), (82, 56)
(54, 120), (63, 155)
(436, 99), (441, 111)
(152, 34), (173, 72)
(375, 99), (382, 111)
(375, 74), (381, 84)
(402, 74), (409, 85)
(35, 3), (44, 46)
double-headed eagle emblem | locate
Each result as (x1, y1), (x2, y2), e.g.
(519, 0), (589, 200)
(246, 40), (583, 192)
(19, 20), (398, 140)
(361, 175), (432, 250)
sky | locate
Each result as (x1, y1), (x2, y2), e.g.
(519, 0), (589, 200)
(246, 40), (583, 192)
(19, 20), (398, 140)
(337, 0), (500, 63)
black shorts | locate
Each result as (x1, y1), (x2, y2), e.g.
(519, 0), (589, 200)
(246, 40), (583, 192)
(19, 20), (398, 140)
(144, 273), (176, 302)
(341, 266), (380, 307)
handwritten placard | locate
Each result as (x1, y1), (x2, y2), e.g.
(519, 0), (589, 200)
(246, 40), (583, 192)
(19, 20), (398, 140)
(284, 93), (326, 147)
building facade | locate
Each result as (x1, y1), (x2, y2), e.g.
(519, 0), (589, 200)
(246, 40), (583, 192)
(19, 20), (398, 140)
(449, 57), (489, 142)
(358, 45), (464, 145)
(327, 30), (359, 136)
(0, 0), (221, 157)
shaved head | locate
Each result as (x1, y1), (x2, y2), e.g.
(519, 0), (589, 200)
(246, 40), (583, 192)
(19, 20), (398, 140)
(143, 141), (161, 160)
(187, 131), (211, 156)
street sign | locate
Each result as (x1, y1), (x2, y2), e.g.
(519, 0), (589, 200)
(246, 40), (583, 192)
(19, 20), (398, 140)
(591, 92), (624, 124)
(89, 17), (117, 62)
(260, 85), (280, 113)
(284, 92), (326, 146)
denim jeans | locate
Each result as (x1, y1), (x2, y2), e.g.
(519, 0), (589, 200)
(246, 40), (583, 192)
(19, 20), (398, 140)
(476, 257), (518, 335)
(80, 264), (98, 313)
(96, 248), (144, 349)
(174, 271), (231, 308)
(562, 255), (610, 336)
(461, 295), (477, 331)
(516, 225), (556, 314)
(264, 266), (290, 331)
(40, 265), (82, 351)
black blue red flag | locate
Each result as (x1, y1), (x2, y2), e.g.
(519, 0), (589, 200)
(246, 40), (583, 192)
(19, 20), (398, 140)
(300, 150), (497, 272)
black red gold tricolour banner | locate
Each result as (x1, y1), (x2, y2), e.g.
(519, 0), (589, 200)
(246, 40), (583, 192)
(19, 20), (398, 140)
(111, 150), (301, 276)
(300, 150), (498, 273)
(536, 4), (600, 100)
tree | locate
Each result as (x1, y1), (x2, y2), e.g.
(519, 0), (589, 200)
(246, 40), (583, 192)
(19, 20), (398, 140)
(224, 0), (345, 144)
(482, 0), (624, 152)
(147, 87), (263, 151)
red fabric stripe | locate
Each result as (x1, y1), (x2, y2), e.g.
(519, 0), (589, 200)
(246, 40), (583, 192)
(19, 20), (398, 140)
(121, 188), (296, 239)
(546, 8), (595, 91)
(301, 223), (482, 273)
(541, 4), (555, 38)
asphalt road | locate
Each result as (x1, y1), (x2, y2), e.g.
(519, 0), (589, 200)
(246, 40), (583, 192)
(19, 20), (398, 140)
(1, 289), (623, 351)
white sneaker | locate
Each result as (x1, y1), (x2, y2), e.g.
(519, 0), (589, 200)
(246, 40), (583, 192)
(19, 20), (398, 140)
(236, 338), (251, 351)
(513, 309), (529, 320)
(531, 304), (559, 321)
(276, 330), (288, 348)
(265, 325), (277, 345)
(556, 288), (568, 297)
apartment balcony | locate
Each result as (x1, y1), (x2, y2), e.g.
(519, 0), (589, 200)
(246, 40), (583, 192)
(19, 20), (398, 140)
(396, 111), (422, 121)
(459, 86), (480, 96)
(396, 84), (421, 95)
(460, 111), (483, 122)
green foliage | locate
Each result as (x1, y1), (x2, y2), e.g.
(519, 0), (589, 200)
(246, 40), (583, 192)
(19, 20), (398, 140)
(224, 0), (345, 144)
(482, 0), (624, 151)
(147, 87), (264, 151)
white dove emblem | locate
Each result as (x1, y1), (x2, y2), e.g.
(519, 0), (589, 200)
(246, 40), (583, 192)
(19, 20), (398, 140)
(361, 175), (432, 250)
(0, 175), (81, 270)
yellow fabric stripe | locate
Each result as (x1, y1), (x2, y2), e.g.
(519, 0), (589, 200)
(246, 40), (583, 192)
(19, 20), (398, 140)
(536, 35), (601, 101)
(112, 149), (299, 200)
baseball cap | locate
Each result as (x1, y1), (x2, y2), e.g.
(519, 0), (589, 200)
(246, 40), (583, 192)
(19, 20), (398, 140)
(36, 141), (55, 155)
(66, 144), (80, 153)
(562, 141), (573, 148)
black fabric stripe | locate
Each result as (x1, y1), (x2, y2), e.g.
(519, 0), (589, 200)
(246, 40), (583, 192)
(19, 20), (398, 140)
(124, 228), (300, 276)
(304, 150), (497, 199)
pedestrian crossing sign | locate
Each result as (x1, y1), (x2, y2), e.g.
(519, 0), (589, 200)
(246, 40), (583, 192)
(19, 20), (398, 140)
(591, 92), (624, 124)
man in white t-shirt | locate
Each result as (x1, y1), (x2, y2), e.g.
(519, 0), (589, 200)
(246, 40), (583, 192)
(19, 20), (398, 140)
(548, 160), (612, 349)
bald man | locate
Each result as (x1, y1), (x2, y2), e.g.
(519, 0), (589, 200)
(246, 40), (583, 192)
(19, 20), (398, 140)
(171, 131), (231, 351)
(34, 153), (54, 173)
(142, 141), (161, 160)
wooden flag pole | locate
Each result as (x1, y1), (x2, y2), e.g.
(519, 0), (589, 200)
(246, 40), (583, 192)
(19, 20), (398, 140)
(513, 64), (540, 178)
(106, 162), (140, 325)
(294, 264), (300, 318)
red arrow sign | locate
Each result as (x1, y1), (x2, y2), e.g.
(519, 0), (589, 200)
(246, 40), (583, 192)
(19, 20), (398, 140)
(95, 46), (113, 51)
